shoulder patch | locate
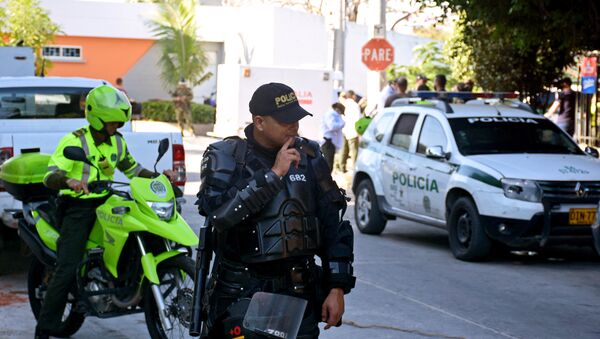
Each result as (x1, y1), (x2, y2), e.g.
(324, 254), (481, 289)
(210, 137), (246, 155)
(71, 128), (87, 138)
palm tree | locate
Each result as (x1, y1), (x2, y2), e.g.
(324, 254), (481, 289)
(148, 0), (212, 135)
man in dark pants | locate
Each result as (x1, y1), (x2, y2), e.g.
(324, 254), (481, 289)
(35, 85), (173, 339)
(196, 82), (356, 338)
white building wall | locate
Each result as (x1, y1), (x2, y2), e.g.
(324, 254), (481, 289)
(40, 1), (436, 103)
(272, 9), (328, 68)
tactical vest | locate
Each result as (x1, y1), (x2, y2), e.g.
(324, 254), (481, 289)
(233, 142), (321, 264)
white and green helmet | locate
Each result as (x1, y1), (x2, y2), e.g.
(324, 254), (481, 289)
(85, 85), (131, 130)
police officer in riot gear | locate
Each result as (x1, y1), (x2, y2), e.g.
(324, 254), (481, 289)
(195, 82), (356, 338)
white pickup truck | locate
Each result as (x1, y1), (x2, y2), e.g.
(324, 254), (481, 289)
(0, 76), (186, 231)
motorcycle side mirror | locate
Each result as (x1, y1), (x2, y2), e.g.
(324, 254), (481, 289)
(64, 146), (100, 180)
(63, 146), (92, 165)
(154, 138), (170, 173)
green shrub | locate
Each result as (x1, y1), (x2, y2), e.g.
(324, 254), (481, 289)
(191, 103), (216, 124)
(141, 100), (215, 124)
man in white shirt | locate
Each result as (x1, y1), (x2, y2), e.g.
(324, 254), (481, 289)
(335, 90), (361, 173)
(378, 79), (401, 114)
(321, 102), (345, 171)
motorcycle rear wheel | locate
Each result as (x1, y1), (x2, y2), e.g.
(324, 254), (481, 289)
(144, 255), (196, 339)
(27, 257), (85, 338)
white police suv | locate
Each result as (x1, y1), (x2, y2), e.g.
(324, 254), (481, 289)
(353, 93), (600, 261)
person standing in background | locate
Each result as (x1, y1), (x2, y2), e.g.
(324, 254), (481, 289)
(545, 77), (576, 136)
(384, 77), (409, 107)
(321, 102), (345, 172)
(378, 79), (401, 113)
(416, 74), (430, 91)
(115, 77), (128, 96)
(434, 74), (447, 92)
(335, 91), (361, 173)
(173, 79), (195, 136)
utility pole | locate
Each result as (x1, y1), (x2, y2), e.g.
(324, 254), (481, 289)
(329, 0), (346, 92)
(366, 0), (386, 113)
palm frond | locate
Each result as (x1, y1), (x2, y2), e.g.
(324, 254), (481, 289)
(147, 0), (212, 91)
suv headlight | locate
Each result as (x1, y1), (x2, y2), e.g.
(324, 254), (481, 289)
(147, 200), (174, 220)
(501, 178), (541, 202)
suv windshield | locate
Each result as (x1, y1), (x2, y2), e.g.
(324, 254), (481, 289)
(0, 87), (92, 119)
(449, 117), (583, 156)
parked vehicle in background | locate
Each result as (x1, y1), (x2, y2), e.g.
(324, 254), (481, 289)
(0, 76), (186, 236)
(353, 92), (600, 261)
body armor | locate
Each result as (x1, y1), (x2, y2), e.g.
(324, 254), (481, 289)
(237, 151), (321, 263)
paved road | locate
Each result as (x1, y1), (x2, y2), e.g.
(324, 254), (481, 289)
(1, 135), (599, 338)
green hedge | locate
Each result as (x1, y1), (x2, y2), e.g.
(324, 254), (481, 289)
(141, 100), (215, 124)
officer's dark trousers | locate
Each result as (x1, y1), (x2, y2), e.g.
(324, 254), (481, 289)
(37, 200), (101, 331)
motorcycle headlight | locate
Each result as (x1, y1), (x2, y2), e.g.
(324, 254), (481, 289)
(147, 200), (174, 221)
(501, 178), (541, 202)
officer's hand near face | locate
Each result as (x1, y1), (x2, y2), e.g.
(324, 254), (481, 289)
(271, 137), (301, 177)
(66, 178), (89, 194)
(322, 288), (344, 330)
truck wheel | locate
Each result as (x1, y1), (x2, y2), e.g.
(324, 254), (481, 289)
(448, 197), (491, 261)
(355, 179), (387, 235)
(144, 255), (196, 339)
(27, 258), (85, 337)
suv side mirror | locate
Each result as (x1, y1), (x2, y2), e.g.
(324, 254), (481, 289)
(585, 146), (599, 158)
(426, 146), (449, 160)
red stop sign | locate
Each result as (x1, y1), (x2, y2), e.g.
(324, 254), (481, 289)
(361, 38), (394, 71)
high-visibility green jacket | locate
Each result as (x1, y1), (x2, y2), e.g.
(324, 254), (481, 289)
(44, 126), (143, 199)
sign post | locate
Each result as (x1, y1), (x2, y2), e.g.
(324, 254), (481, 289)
(365, 0), (387, 116)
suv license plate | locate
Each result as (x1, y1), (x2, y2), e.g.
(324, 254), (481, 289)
(568, 208), (597, 225)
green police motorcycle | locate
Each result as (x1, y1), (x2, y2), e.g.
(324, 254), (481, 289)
(0, 139), (198, 338)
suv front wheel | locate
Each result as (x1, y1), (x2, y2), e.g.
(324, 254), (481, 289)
(448, 197), (491, 261)
(355, 179), (387, 234)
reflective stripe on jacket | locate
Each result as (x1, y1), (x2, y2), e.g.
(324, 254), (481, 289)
(44, 126), (142, 199)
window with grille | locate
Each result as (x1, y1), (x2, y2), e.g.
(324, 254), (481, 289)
(42, 46), (83, 61)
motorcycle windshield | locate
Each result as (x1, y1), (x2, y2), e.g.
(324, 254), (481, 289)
(243, 292), (307, 339)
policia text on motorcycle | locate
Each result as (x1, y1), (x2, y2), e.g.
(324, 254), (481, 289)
(194, 82), (356, 338)
(35, 85), (175, 339)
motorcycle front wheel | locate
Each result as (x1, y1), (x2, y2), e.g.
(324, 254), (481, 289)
(27, 257), (85, 338)
(144, 255), (196, 339)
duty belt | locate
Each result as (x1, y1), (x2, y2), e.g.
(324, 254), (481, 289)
(215, 257), (318, 295)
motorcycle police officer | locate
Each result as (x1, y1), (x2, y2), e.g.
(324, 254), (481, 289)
(195, 82), (356, 338)
(35, 85), (173, 339)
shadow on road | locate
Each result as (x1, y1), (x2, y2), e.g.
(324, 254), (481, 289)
(369, 219), (600, 266)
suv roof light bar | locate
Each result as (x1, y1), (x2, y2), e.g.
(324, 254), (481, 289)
(411, 91), (519, 100)
(390, 97), (454, 113)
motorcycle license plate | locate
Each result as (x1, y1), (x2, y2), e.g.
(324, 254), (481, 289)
(568, 208), (596, 225)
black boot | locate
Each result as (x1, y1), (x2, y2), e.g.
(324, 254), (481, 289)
(34, 327), (50, 339)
